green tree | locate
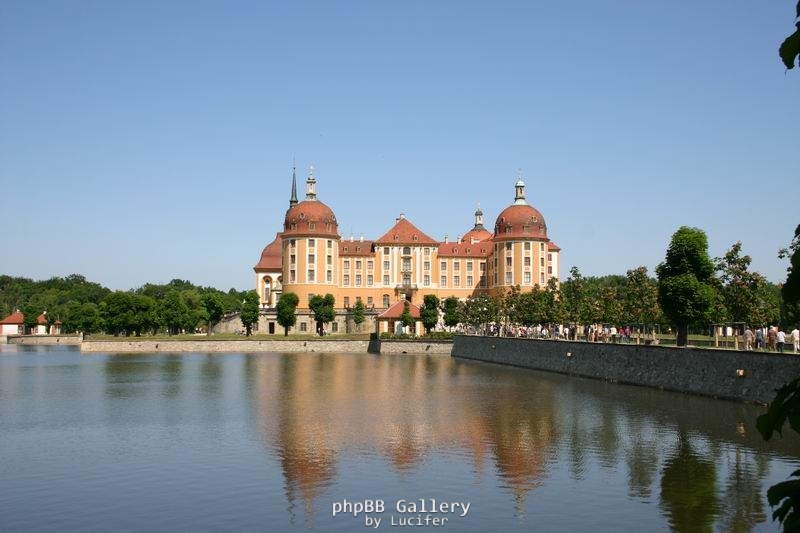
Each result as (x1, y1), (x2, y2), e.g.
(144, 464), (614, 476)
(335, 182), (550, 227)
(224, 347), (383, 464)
(352, 299), (366, 332)
(462, 294), (498, 334)
(202, 292), (225, 335)
(21, 302), (40, 334)
(399, 300), (415, 332)
(161, 291), (189, 335)
(276, 292), (299, 336)
(421, 295), (440, 334)
(779, 224), (800, 312)
(656, 227), (717, 346)
(779, 1), (800, 69)
(309, 293), (336, 336)
(561, 266), (586, 326)
(442, 296), (461, 328)
(240, 290), (260, 336)
(623, 266), (660, 328)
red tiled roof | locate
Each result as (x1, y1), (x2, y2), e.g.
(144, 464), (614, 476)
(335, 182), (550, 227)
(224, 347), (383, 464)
(437, 242), (491, 257)
(492, 204), (547, 241)
(0, 310), (24, 325)
(37, 312), (47, 325)
(461, 227), (492, 244)
(254, 233), (283, 271)
(375, 216), (438, 245)
(339, 240), (375, 256)
(283, 200), (339, 237)
(548, 241), (561, 252)
(377, 300), (420, 319)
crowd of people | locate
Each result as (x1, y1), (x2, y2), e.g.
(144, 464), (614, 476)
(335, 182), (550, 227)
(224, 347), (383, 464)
(743, 326), (800, 353)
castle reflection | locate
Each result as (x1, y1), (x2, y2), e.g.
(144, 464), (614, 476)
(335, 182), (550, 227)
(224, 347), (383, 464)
(244, 352), (782, 531)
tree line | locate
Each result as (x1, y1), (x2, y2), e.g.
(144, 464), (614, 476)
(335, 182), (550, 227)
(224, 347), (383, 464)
(0, 275), (253, 336)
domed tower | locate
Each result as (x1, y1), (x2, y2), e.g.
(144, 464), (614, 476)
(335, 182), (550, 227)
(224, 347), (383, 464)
(461, 205), (492, 245)
(281, 165), (341, 307)
(490, 172), (559, 292)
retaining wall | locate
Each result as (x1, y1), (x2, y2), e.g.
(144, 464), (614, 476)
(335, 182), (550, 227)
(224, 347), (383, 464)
(81, 339), (369, 353)
(452, 335), (800, 404)
(7, 335), (83, 345)
(369, 339), (453, 355)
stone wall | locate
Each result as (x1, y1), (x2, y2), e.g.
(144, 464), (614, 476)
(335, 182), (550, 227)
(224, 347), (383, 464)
(81, 339), (369, 353)
(7, 335), (83, 345)
(452, 335), (800, 404)
(369, 339), (453, 355)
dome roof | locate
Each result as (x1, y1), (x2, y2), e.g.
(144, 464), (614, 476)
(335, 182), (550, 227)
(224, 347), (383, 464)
(493, 204), (547, 240)
(254, 233), (283, 271)
(283, 200), (339, 237)
(461, 227), (492, 244)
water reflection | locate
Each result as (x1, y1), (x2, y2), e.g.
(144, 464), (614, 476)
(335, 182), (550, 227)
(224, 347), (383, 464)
(244, 353), (795, 532)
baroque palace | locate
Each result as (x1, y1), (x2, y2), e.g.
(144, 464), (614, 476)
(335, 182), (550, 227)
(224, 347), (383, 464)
(248, 166), (560, 335)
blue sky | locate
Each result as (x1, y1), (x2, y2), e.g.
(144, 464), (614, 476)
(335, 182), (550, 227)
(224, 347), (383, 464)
(1, 1), (796, 291)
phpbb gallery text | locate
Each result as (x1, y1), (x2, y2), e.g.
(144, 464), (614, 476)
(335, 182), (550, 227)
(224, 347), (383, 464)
(332, 498), (471, 528)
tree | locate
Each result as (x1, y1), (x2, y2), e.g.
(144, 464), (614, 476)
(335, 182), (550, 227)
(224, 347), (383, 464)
(779, 224), (800, 309)
(240, 291), (260, 336)
(442, 296), (461, 328)
(309, 293), (335, 336)
(160, 291), (189, 335)
(656, 227), (717, 346)
(352, 299), (366, 332)
(21, 302), (40, 334)
(202, 293), (225, 335)
(623, 266), (660, 328)
(276, 292), (299, 336)
(779, 1), (800, 69)
(715, 242), (772, 327)
(561, 266), (586, 326)
(420, 295), (440, 334)
(462, 294), (498, 334)
(399, 300), (415, 333)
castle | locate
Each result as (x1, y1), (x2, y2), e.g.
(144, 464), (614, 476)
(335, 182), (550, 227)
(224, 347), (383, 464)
(250, 166), (560, 335)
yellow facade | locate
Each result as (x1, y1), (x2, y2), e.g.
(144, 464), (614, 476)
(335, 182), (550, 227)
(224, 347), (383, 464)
(253, 168), (561, 331)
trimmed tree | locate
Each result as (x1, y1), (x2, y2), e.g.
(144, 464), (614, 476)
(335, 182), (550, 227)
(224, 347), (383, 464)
(276, 292), (299, 336)
(352, 299), (366, 332)
(400, 300), (415, 334)
(309, 293), (336, 336)
(656, 226), (716, 347)
(442, 296), (461, 329)
(240, 290), (260, 336)
(202, 292), (225, 335)
(421, 294), (440, 334)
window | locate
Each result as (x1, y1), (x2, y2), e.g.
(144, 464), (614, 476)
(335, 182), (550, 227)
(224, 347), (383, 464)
(356, 260), (362, 269)
(367, 260), (373, 271)
(331, 322), (338, 333)
(424, 275), (430, 286)
(506, 242), (512, 251)
(480, 262), (486, 272)
(327, 255), (332, 265)
(540, 243), (545, 252)
(424, 248), (430, 256)
(454, 275), (460, 287)
(367, 275), (373, 286)
(402, 258), (411, 271)
(424, 261), (430, 271)
(540, 257), (545, 267)
(441, 275), (447, 286)
(290, 254), (296, 266)
(524, 272), (531, 284)
(367, 297), (373, 306)
(383, 294), (390, 307)
(383, 274), (390, 285)
(308, 239), (315, 248)
(403, 247), (411, 255)
(524, 257), (531, 267)
(440, 261), (446, 271)
(506, 272), (512, 284)
(383, 247), (389, 255)
(344, 260), (350, 270)
(290, 270), (296, 283)
(548, 266), (553, 275)
(480, 275), (487, 287)
(300, 322), (307, 332)
(344, 297), (350, 308)
(308, 254), (315, 264)
(309, 222), (316, 230)
(540, 272), (545, 284)
(290, 239), (296, 249)
(548, 253), (553, 262)
(524, 242), (531, 250)
(327, 239), (332, 249)
(327, 270), (332, 282)
(466, 262), (473, 272)
(467, 275), (473, 286)
(506, 257), (512, 267)
(308, 270), (315, 282)
(454, 261), (460, 271)
(355, 274), (362, 286)
(383, 260), (390, 270)
(344, 274), (350, 286)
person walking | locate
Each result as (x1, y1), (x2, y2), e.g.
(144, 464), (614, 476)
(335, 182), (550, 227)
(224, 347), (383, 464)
(744, 327), (753, 351)
(776, 328), (786, 354)
(755, 328), (764, 350)
(791, 326), (799, 354)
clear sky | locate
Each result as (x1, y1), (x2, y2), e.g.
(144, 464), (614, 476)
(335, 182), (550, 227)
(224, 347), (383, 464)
(1, 1), (796, 291)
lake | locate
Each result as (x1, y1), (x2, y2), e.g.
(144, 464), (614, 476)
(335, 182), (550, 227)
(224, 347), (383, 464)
(1, 344), (798, 532)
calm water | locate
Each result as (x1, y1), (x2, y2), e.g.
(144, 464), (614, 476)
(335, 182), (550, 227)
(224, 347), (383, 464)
(1, 345), (799, 532)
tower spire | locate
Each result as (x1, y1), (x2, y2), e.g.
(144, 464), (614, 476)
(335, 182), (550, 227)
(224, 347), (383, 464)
(289, 163), (298, 208)
(305, 164), (317, 200)
(514, 168), (527, 205)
